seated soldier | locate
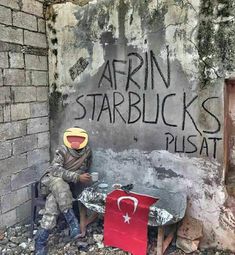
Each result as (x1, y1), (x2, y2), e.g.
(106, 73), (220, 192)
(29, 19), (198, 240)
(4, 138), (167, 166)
(35, 127), (92, 255)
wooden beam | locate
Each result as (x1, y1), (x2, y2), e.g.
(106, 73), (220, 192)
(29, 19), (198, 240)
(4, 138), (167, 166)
(156, 226), (164, 255)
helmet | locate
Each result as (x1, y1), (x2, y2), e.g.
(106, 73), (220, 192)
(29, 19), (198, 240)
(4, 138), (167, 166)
(63, 127), (88, 150)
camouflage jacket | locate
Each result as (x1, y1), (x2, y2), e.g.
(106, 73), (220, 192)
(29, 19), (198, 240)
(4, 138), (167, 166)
(46, 145), (92, 183)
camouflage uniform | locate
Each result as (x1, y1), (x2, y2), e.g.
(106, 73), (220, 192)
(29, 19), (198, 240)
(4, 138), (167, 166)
(40, 145), (92, 230)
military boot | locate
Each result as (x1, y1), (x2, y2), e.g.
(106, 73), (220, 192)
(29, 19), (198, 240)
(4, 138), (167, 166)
(63, 208), (80, 239)
(34, 228), (49, 255)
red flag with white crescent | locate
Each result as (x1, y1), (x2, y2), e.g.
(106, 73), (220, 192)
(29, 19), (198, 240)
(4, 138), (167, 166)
(104, 190), (158, 255)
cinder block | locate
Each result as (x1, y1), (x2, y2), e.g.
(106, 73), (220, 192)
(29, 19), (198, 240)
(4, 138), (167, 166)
(25, 54), (47, 70)
(37, 131), (50, 148)
(0, 141), (12, 160)
(4, 69), (26, 86)
(0, 24), (23, 44)
(12, 87), (36, 102)
(11, 103), (30, 120)
(16, 200), (31, 222)
(11, 166), (37, 190)
(38, 18), (46, 33)
(0, 154), (27, 179)
(13, 134), (38, 155)
(11, 162), (49, 190)
(3, 104), (11, 122)
(36, 86), (48, 101)
(0, 5), (12, 25)
(9, 52), (24, 68)
(22, 0), (43, 17)
(27, 148), (50, 167)
(32, 70), (48, 86)
(25, 71), (31, 85)
(0, 69), (3, 86)
(0, 121), (26, 141)
(24, 30), (47, 48)
(0, 105), (3, 122)
(0, 87), (11, 104)
(27, 116), (49, 134)
(1, 186), (30, 213)
(0, 176), (11, 196)
(13, 11), (37, 31)
(0, 0), (20, 10)
(30, 102), (48, 117)
(1, 209), (17, 228)
(0, 52), (9, 68)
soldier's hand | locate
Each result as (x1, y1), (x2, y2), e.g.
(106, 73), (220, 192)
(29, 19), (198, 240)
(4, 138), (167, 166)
(79, 173), (91, 183)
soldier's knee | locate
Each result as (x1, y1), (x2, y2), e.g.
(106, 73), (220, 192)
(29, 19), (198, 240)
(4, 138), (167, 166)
(50, 177), (70, 193)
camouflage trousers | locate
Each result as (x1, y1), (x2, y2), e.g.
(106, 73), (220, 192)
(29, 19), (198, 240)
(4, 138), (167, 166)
(40, 176), (73, 230)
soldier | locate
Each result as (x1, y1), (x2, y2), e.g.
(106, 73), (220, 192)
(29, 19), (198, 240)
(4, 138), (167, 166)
(35, 127), (92, 255)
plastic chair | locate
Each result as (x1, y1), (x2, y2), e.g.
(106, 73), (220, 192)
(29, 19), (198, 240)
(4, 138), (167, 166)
(30, 181), (46, 238)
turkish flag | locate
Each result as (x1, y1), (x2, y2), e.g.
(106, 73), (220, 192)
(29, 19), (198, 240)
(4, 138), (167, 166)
(104, 190), (158, 255)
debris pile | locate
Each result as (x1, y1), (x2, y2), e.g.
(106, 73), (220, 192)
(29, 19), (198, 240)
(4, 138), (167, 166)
(0, 220), (233, 255)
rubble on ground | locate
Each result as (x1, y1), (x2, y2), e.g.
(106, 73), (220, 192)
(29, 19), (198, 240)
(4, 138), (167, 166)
(0, 221), (233, 255)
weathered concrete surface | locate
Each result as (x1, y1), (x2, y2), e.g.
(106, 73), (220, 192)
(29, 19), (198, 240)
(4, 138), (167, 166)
(92, 149), (235, 251)
(46, 0), (235, 251)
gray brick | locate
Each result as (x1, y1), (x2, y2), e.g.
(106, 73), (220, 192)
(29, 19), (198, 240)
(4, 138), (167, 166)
(0, 52), (9, 68)
(32, 70), (48, 86)
(11, 103), (30, 120)
(11, 166), (37, 190)
(0, 176), (11, 196)
(25, 71), (31, 85)
(0, 5), (12, 25)
(0, 121), (26, 140)
(22, 0), (43, 17)
(0, 87), (11, 104)
(13, 11), (37, 31)
(3, 104), (11, 122)
(0, 141), (12, 159)
(9, 52), (24, 68)
(36, 86), (48, 101)
(38, 18), (46, 33)
(37, 131), (49, 148)
(0, 69), (3, 85)
(25, 54), (47, 70)
(24, 30), (47, 48)
(30, 102), (48, 117)
(4, 69), (26, 85)
(1, 209), (17, 227)
(13, 134), (37, 155)
(11, 162), (48, 190)
(0, 154), (27, 179)
(1, 186), (29, 213)
(16, 200), (31, 222)
(0, 105), (3, 122)
(27, 148), (50, 167)
(0, 24), (23, 44)
(12, 87), (36, 102)
(0, 0), (20, 9)
(27, 116), (49, 134)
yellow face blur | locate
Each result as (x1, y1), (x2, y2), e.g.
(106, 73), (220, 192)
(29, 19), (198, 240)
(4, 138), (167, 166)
(63, 128), (88, 150)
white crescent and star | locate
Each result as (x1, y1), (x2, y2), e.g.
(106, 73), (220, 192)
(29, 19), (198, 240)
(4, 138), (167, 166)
(123, 213), (131, 224)
(117, 196), (139, 224)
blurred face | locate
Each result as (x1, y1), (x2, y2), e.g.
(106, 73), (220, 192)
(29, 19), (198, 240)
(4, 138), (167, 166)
(63, 128), (88, 150)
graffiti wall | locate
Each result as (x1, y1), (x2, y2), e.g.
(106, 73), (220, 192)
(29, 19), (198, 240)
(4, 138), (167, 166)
(47, 0), (235, 251)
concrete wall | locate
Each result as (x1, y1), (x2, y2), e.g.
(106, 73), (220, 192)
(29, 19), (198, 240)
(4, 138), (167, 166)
(0, 0), (50, 227)
(46, 0), (235, 251)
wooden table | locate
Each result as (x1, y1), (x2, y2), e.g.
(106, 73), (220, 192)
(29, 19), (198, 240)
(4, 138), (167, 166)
(78, 184), (186, 255)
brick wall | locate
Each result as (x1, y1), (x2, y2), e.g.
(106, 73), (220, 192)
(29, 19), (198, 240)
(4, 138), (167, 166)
(0, 0), (50, 227)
